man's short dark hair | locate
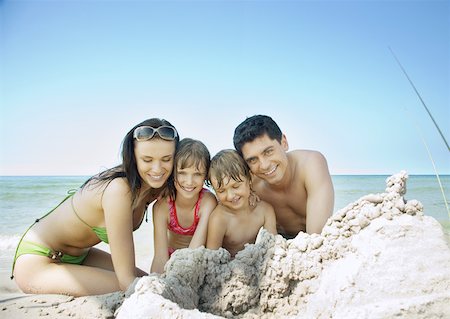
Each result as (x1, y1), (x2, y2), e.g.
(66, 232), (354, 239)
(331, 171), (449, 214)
(233, 115), (282, 155)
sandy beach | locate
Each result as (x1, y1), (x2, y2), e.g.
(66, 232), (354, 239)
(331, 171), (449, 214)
(1, 171), (450, 318)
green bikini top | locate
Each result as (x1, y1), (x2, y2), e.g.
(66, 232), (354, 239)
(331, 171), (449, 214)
(69, 190), (109, 244)
(69, 188), (148, 244)
(90, 226), (109, 244)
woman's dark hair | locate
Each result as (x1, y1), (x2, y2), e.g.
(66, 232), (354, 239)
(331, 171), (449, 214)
(81, 118), (179, 206)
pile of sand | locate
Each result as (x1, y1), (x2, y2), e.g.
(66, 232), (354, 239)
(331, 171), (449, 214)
(116, 171), (450, 318)
(2, 171), (449, 318)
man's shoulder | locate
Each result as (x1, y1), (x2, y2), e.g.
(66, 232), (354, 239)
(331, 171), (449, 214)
(288, 149), (325, 159)
(288, 149), (327, 167)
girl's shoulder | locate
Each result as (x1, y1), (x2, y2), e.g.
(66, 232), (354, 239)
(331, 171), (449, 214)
(197, 190), (217, 218)
(199, 189), (218, 210)
(201, 189), (218, 203)
(152, 195), (171, 213)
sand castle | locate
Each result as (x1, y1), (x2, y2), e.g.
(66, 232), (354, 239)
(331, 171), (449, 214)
(116, 171), (450, 318)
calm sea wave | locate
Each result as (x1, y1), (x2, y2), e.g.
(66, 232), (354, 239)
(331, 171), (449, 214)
(0, 174), (449, 278)
(0, 176), (90, 236)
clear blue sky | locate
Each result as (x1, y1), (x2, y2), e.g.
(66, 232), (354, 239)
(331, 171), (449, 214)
(0, 0), (449, 176)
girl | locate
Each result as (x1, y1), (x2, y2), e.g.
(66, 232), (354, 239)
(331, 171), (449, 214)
(12, 118), (179, 296)
(151, 138), (217, 273)
(206, 149), (277, 257)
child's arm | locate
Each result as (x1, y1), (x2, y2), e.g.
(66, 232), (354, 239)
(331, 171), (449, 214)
(150, 200), (170, 274)
(189, 192), (217, 249)
(206, 208), (227, 250)
(263, 203), (278, 235)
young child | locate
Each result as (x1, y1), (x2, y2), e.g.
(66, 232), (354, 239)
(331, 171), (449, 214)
(151, 138), (217, 273)
(206, 149), (277, 258)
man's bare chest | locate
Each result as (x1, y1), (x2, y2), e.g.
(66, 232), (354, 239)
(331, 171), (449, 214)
(258, 188), (306, 215)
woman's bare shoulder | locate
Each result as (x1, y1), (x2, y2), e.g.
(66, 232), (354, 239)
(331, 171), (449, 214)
(104, 177), (129, 191)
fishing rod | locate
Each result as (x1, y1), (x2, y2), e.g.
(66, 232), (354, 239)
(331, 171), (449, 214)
(389, 46), (450, 152)
(404, 107), (450, 218)
(389, 47), (449, 218)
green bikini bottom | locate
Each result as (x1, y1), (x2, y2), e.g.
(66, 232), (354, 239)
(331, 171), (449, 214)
(11, 240), (89, 279)
(15, 240), (89, 264)
(11, 190), (90, 279)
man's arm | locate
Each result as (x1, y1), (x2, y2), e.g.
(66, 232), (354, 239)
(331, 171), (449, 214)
(305, 151), (334, 234)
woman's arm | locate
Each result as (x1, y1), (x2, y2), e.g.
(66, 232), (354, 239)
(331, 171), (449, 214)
(102, 178), (139, 291)
(150, 200), (170, 274)
(189, 192), (217, 249)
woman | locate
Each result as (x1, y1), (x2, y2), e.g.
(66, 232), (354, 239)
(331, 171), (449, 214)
(12, 118), (179, 296)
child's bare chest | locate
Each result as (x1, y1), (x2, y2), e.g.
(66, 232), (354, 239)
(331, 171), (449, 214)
(225, 215), (263, 248)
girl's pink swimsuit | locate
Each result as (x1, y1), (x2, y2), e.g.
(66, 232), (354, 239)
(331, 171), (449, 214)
(167, 188), (208, 256)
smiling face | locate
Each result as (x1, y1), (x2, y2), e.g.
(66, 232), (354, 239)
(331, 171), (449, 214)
(241, 133), (289, 186)
(174, 162), (207, 199)
(134, 138), (176, 189)
(211, 174), (251, 211)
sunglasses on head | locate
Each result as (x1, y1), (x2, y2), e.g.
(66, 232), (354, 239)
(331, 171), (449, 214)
(133, 125), (178, 141)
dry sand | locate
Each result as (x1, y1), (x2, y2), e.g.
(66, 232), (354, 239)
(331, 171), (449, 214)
(2, 171), (450, 318)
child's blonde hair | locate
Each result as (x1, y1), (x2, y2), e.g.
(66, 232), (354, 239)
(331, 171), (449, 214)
(208, 149), (251, 189)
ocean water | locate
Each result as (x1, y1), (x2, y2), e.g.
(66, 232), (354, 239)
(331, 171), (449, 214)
(0, 175), (449, 289)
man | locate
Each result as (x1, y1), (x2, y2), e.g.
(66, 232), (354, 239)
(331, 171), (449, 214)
(233, 115), (334, 239)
